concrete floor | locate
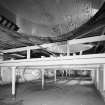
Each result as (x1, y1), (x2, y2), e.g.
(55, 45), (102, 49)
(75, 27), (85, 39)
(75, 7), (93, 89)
(0, 78), (105, 105)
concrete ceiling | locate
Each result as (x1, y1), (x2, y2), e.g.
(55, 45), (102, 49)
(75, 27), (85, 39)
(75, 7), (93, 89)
(0, 0), (104, 37)
(0, 0), (103, 24)
(0, 0), (105, 57)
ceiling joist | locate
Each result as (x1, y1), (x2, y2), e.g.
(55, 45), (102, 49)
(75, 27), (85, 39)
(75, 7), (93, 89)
(1, 35), (105, 54)
(68, 35), (105, 45)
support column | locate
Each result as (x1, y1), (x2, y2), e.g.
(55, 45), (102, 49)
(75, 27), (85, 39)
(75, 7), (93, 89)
(96, 67), (99, 89)
(62, 70), (64, 77)
(80, 50), (83, 55)
(0, 53), (3, 82)
(103, 64), (105, 90)
(91, 70), (95, 83)
(12, 66), (16, 96)
(66, 70), (68, 77)
(41, 69), (45, 89)
(73, 53), (76, 56)
(94, 69), (97, 86)
(67, 41), (70, 56)
(54, 70), (57, 82)
(68, 69), (71, 77)
(27, 49), (30, 59)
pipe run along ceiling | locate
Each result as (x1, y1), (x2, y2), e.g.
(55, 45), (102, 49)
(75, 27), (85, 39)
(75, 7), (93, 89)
(0, 0), (104, 37)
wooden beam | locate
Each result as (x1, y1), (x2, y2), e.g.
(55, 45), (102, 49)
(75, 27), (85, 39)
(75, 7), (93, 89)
(68, 35), (105, 45)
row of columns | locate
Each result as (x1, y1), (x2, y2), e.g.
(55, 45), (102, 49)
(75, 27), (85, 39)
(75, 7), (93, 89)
(11, 67), (57, 96)
(10, 49), (57, 96)
(60, 70), (71, 77)
(10, 65), (105, 96)
(11, 68), (73, 96)
(67, 41), (83, 56)
(11, 64), (105, 97)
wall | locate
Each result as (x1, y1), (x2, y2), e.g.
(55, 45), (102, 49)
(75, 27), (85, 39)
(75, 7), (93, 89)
(0, 66), (42, 84)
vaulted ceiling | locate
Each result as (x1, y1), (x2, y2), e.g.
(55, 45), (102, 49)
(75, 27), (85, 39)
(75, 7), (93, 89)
(0, 0), (104, 37)
(0, 0), (105, 57)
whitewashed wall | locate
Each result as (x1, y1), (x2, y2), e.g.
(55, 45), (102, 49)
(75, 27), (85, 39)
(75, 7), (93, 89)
(0, 66), (41, 84)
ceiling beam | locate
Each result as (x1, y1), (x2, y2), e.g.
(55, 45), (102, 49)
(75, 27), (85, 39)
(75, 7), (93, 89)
(10, 53), (26, 58)
(68, 35), (105, 45)
(1, 35), (105, 54)
(1, 43), (55, 53)
(0, 53), (104, 67)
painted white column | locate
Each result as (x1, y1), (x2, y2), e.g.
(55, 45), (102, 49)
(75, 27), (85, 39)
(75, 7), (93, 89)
(73, 53), (76, 56)
(54, 70), (57, 82)
(80, 50), (83, 55)
(41, 69), (45, 89)
(96, 67), (99, 89)
(68, 69), (71, 77)
(67, 41), (70, 56)
(62, 70), (64, 77)
(103, 64), (105, 90)
(27, 49), (30, 59)
(0, 54), (3, 82)
(91, 70), (95, 83)
(12, 66), (16, 96)
(94, 69), (97, 86)
(66, 70), (68, 77)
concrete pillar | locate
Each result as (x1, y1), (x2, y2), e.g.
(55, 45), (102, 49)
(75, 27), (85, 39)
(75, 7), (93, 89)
(91, 70), (95, 83)
(96, 67), (99, 89)
(27, 49), (30, 59)
(103, 64), (105, 90)
(66, 70), (68, 77)
(94, 69), (97, 86)
(62, 70), (64, 77)
(0, 54), (3, 81)
(67, 41), (70, 56)
(73, 53), (76, 56)
(54, 70), (57, 82)
(12, 66), (16, 96)
(68, 70), (71, 77)
(41, 69), (45, 89)
(80, 50), (83, 55)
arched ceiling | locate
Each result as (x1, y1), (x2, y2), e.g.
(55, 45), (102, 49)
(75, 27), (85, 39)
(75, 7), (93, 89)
(0, 0), (104, 37)
(0, 0), (104, 24)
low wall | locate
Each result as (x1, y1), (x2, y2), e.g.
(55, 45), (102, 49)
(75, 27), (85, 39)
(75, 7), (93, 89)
(0, 67), (42, 84)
